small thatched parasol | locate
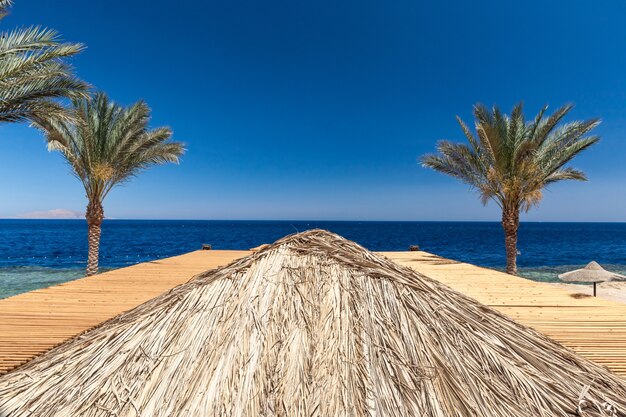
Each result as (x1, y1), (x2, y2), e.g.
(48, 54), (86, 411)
(1, 230), (626, 416)
(559, 261), (626, 296)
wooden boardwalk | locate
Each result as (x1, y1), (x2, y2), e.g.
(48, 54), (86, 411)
(384, 251), (626, 376)
(0, 250), (248, 375)
(1, 249), (626, 377)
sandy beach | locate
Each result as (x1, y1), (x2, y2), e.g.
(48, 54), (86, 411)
(550, 281), (626, 304)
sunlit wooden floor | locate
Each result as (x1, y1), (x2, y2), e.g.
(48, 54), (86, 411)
(384, 251), (626, 376)
(0, 250), (249, 374)
(1, 249), (626, 377)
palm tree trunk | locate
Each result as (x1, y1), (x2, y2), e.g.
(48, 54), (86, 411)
(85, 201), (104, 276)
(501, 208), (519, 275)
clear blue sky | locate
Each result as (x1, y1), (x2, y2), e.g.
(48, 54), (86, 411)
(0, 0), (625, 221)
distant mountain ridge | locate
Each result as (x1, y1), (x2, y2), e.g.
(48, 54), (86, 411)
(15, 209), (84, 219)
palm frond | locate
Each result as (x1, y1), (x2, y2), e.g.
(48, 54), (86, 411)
(0, 22), (88, 126)
(544, 167), (587, 184)
(421, 102), (600, 212)
(530, 104), (574, 148)
(39, 93), (185, 205)
(0, 0), (12, 20)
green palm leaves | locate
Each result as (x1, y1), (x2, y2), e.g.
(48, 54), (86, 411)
(422, 103), (599, 211)
(422, 103), (600, 274)
(43, 94), (185, 204)
(0, 1), (88, 124)
(39, 93), (185, 275)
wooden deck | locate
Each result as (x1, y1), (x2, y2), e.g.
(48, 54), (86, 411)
(383, 251), (626, 376)
(1, 249), (626, 377)
(0, 250), (249, 375)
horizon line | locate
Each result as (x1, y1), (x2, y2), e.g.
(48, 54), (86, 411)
(1, 218), (626, 224)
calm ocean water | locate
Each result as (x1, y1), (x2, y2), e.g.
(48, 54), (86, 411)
(1, 220), (625, 299)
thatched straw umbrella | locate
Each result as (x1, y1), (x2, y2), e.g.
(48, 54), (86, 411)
(1, 230), (626, 416)
(559, 261), (626, 296)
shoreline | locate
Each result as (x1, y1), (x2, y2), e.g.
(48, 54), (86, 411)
(550, 281), (626, 304)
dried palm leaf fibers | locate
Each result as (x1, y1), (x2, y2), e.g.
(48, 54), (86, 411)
(1, 230), (625, 416)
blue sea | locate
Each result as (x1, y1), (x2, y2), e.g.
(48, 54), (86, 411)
(1, 220), (625, 299)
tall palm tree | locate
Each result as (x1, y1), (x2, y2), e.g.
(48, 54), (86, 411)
(421, 103), (600, 275)
(38, 93), (185, 276)
(0, 0), (88, 124)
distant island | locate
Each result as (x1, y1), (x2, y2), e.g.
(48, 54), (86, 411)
(15, 209), (85, 220)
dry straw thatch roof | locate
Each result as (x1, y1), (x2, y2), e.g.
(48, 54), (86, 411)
(559, 261), (626, 283)
(1, 229), (626, 416)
